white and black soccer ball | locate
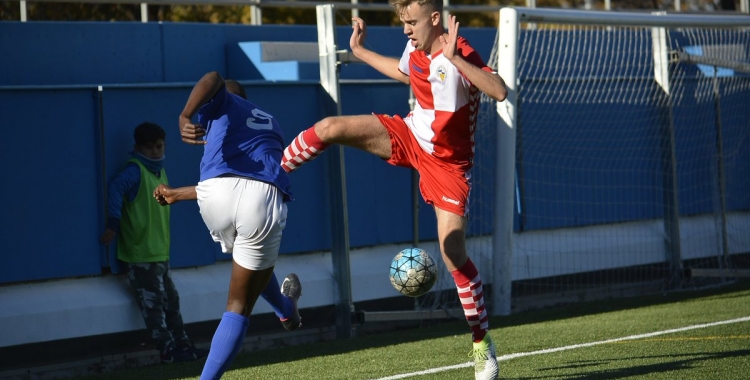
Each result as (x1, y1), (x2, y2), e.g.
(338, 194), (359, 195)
(389, 248), (438, 297)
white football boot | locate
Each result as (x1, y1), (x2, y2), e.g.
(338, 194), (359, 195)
(469, 334), (499, 380)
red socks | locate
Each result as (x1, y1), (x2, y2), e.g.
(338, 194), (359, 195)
(451, 258), (489, 343)
(281, 127), (329, 173)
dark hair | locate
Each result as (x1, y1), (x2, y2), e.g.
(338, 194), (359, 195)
(225, 80), (247, 99)
(134, 122), (166, 146)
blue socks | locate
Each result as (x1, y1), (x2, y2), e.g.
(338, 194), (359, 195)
(200, 312), (249, 380)
(199, 274), (291, 379)
(260, 272), (294, 320)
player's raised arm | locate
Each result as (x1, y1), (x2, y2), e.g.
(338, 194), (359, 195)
(440, 15), (507, 102)
(179, 71), (226, 145)
(350, 17), (410, 84)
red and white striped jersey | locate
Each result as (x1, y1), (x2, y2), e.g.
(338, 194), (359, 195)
(397, 36), (492, 169)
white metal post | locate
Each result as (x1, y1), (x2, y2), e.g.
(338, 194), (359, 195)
(492, 7), (519, 317)
(140, 3), (148, 22)
(317, 5), (340, 112)
(443, 0), (450, 29)
(20, 0), (27, 21)
(652, 27), (670, 96)
(652, 25), (684, 289)
(251, 0), (262, 26)
(316, 4), (354, 339)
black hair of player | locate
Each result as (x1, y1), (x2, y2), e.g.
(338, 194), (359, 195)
(134, 122), (166, 146)
(225, 80), (247, 100)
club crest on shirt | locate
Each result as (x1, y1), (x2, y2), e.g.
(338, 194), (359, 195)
(436, 66), (447, 81)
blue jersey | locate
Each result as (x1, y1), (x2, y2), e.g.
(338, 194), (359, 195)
(198, 88), (293, 201)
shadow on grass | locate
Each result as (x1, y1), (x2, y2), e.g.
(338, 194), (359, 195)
(519, 349), (750, 379)
(76, 279), (750, 380)
(496, 279), (750, 329)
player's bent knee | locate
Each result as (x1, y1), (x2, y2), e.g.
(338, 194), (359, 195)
(314, 117), (339, 141)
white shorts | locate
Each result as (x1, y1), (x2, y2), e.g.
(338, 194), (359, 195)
(196, 176), (288, 271)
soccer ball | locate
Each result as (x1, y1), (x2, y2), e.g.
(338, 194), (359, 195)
(389, 248), (438, 297)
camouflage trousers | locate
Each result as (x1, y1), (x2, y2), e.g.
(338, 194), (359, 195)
(125, 261), (190, 351)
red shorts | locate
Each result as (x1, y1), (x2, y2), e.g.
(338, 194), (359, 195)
(375, 113), (471, 216)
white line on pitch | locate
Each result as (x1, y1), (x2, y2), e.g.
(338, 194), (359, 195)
(372, 316), (750, 380)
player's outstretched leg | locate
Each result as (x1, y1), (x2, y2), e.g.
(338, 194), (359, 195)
(281, 127), (329, 173)
(451, 258), (499, 379)
(280, 273), (302, 331)
(259, 272), (302, 331)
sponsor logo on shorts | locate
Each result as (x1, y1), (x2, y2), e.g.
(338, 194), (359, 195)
(441, 195), (460, 206)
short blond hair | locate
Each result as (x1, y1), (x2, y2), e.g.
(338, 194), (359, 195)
(388, 0), (442, 15)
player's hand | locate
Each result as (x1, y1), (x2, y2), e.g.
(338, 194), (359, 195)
(99, 229), (116, 245)
(350, 17), (367, 53)
(179, 115), (206, 145)
(153, 184), (177, 205)
(439, 14), (459, 61)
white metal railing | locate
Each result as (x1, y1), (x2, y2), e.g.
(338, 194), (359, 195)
(14, 0), (750, 23)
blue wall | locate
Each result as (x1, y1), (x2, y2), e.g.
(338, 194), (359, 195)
(0, 21), (500, 85)
(2, 89), (104, 281)
(0, 20), (436, 284)
(0, 21), (747, 284)
(0, 80), (417, 283)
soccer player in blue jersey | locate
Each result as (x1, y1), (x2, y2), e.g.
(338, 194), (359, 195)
(163, 71), (301, 379)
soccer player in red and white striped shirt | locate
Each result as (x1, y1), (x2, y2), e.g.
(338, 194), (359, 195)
(281, 2), (507, 378)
